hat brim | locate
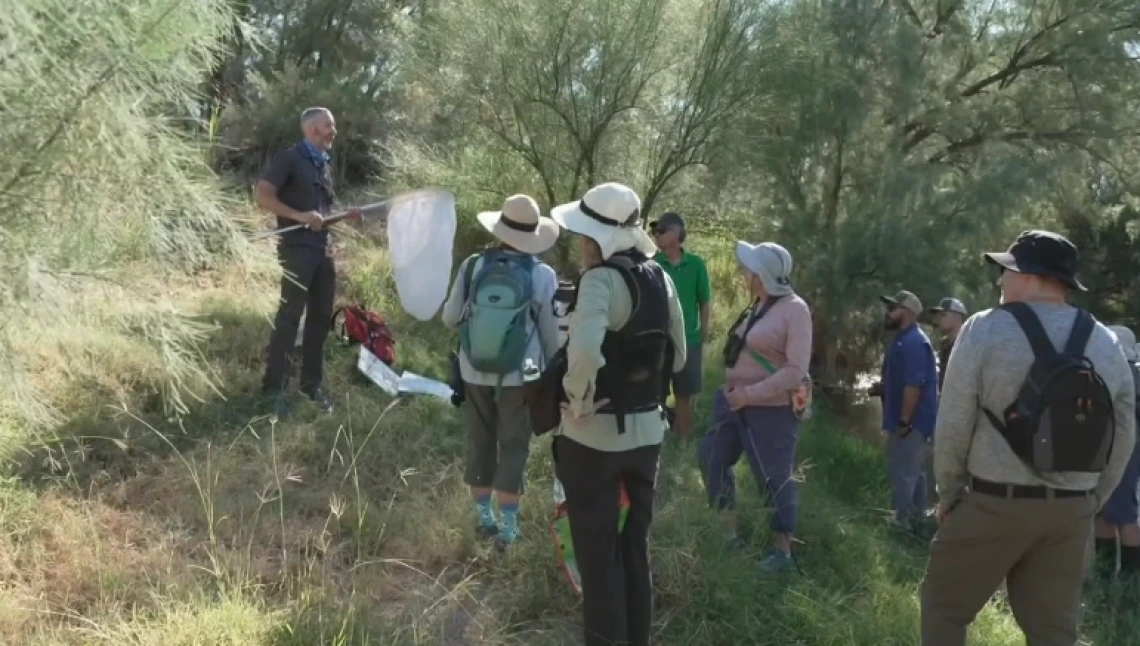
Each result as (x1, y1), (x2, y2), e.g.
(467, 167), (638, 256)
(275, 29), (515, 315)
(929, 308), (965, 315)
(551, 201), (657, 260)
(984, 253), (1087, 291)
(477, 210), (560, 255)
(735, 241), (794, 296)
(881, 295), (923, 314)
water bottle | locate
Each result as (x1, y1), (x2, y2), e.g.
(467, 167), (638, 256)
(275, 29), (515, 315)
(523, 358), (541, 383)
(553, 478), (566, 506)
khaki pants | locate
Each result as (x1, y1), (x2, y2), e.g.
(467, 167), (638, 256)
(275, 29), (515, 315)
(921, 487), (1095, 646)
(463, 384), (532, 494)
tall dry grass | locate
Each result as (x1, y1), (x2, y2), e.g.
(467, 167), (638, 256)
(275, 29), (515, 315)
(0, 231), (1137, 645)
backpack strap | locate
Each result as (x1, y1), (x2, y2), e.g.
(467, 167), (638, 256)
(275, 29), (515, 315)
(1062, 309), (1095, 356)
(462, 251), (483, 301)
(331, 305), (356, 345)
(331, 305), (347, 339)
(1000, 302), (1057, 359)
(742, 295), (784, 337)
(601, 254), (641, 314)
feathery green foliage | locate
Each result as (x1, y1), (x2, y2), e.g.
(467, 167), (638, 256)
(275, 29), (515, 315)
(0, 0), (248, 430)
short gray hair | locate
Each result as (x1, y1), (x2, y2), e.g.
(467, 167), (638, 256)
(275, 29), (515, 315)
(300, 106), (332, 127)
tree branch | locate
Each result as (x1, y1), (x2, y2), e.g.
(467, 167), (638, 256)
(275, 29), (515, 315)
(3, 0), (191, 196)
(959, 53), (1058, 97)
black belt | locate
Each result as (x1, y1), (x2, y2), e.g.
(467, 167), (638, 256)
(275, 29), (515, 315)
(970, 477), (1090, 500)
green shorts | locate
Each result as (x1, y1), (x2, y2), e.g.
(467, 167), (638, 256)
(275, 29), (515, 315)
(666, 341), (703, 398)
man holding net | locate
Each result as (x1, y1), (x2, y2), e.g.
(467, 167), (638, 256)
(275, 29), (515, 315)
(255, 107), (358, 417)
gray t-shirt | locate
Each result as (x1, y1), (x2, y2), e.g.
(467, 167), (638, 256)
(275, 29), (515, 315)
(934, 301), (1137, 508)
(259, 144), (335, 250)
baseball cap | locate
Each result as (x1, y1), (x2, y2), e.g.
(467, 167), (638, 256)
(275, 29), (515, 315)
(929, 297), (968, 316)
(984, 230), (1086, 291)
(880, 290), (923, 315)
(649, 211), (685, 232)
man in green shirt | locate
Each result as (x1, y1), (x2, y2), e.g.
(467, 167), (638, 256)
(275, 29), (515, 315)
(651, 211), (711, 439)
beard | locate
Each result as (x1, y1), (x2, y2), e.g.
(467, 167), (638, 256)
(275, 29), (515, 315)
(884, 316), (901, 331)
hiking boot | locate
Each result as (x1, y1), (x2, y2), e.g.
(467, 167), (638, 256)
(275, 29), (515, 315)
(759, 549), (795, 573)
(475, 523), (500, 540)
(305, 389), (334, 414)
(261, 391), (292, 420)
(909, 517), (937, 542)
(494, 531), (519, 553)
(724, 535), (747, 552)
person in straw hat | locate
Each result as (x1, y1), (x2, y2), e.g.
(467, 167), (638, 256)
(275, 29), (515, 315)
(549, 182), (686, 646)
(1094, 324), (1140, 578)
(441, 194), (561, 549)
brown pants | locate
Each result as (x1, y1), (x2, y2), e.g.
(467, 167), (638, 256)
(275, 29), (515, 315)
(921, 488), (1095, 646)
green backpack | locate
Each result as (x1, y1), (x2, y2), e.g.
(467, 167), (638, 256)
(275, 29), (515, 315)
(459, 249), (537, 376)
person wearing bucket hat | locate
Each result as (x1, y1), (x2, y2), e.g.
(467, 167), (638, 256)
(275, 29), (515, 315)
(877, 290), (939, 537)
(1094, 325), (1140, 579)
(549, 182), (686, 646)
(921, 230), (1136, 645)
(696, 240), (812, 573)
(982, 229), (1087, 291)
(440, 194), (562, 549)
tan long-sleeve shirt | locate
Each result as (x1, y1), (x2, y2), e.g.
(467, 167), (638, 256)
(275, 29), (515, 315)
(557, 264), (687, 452)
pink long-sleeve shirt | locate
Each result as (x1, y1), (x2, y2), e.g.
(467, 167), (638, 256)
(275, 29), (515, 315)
(724, 294), (813, 407)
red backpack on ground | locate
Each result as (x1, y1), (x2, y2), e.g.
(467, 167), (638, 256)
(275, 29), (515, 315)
(332, 304), (396, 365)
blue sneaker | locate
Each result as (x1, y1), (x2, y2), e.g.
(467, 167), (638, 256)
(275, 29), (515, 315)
(474, 499), (498, 540)
(760, 549), (795, 573)
(496, 506), (520, 548)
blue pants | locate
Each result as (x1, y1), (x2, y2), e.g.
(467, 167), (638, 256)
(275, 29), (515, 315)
(697, 388), (799, 534)
(1102, 445), (1140, 526)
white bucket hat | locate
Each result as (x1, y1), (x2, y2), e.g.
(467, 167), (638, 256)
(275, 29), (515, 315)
(1109, 325), (1139, 362)
(735, 241), (794, 297)
(550, 183), (657, 260)
(476, 194), (560, 255)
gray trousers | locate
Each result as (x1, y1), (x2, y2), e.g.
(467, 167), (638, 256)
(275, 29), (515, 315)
(887, 430), (930, 522)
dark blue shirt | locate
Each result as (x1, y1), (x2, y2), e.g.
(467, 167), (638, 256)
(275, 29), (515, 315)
(881, 323), (939, 437)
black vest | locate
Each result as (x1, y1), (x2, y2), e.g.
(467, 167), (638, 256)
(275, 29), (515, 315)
(575, 249), (670, 432)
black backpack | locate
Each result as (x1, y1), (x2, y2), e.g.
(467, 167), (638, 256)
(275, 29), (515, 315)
(983, 302), (1115, 473)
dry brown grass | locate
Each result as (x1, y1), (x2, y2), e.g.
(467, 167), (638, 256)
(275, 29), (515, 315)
(1, 236), (1130, 645)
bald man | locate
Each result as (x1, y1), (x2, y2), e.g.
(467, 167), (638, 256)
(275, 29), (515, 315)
(256, 107), (357, 416)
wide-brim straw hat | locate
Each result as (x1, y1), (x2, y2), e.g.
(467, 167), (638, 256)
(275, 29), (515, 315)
(550, 182), (657, 260)
(476, 194), (560, 255)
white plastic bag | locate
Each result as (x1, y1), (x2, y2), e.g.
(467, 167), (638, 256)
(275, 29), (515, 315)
(387, 189), (457, 320)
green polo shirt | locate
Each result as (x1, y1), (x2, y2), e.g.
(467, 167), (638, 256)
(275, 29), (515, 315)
(654, 249), (711, 347)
